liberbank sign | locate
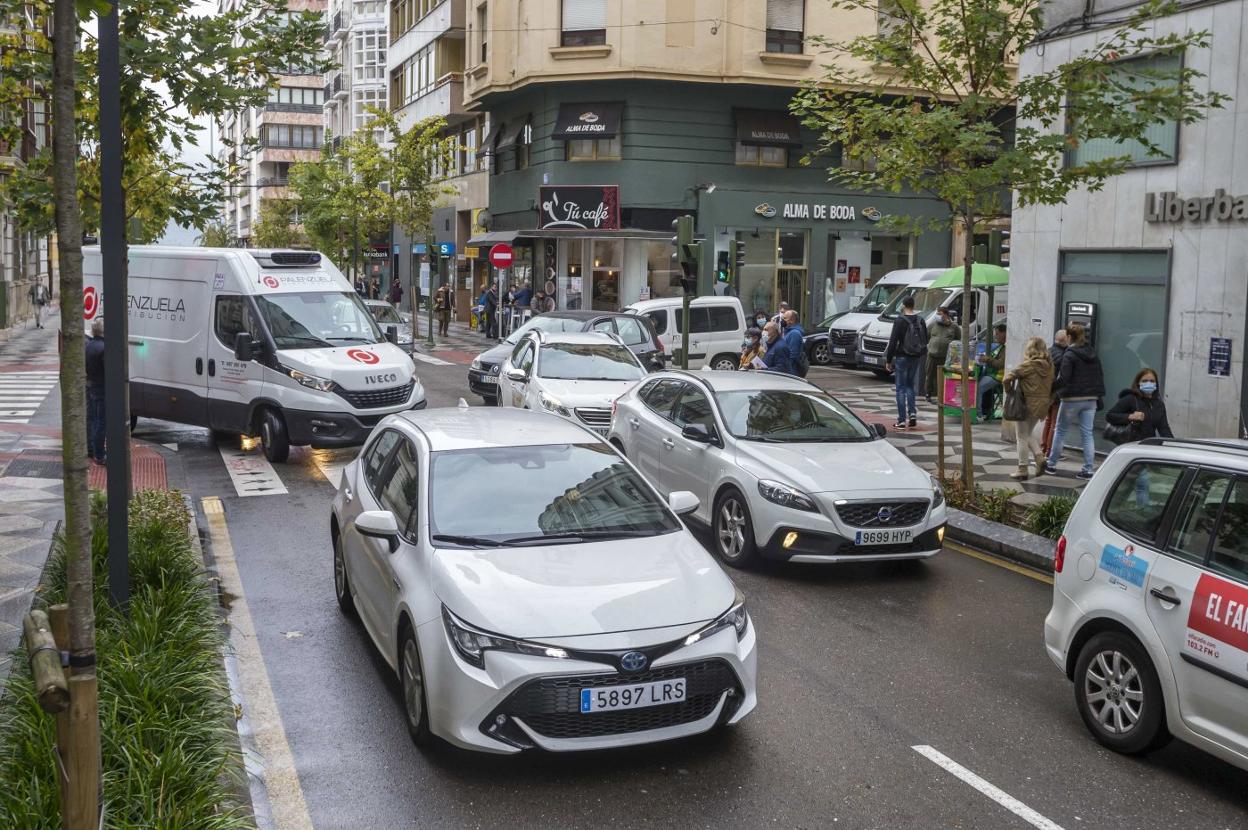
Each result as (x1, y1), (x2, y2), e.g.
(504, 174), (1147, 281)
(1146, 189), (1248, 224)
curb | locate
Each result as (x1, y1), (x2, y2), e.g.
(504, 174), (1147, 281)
(945, 507), (1057, 572)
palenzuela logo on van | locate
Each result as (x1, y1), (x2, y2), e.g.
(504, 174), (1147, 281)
(754, 203), (777, 218)
(129, 293), (187, 323)
(83, 286), (99, 320)
(262, 275), (280, 289)
(346, 348), (380, 365)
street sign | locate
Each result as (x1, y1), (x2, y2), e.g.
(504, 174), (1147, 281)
(489, 243), (514, 268)
(465, 246), (480, 259)
(412, 243), (427, 255)
(437, 241), (456, 257)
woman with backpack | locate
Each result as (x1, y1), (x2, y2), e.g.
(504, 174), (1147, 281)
(1105, 368), (1172, 442)
(1003, 336), (1055, 480)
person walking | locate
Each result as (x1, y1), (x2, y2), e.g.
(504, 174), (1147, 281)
(925, 306), (957, 403)
(976, 324), (1008, 421)
(761, 322), (791, 374)
(884, 295), (928, 429)
(435, 284), (454, 337)
(1044, 323), (1105, 479)
(1106, 368), (1173, 441)
(388, 277), (403, 307)
(85, 318), (107, 465)
(1003, 336), (1055, 480)
(484, 283), (500, 338)
(780, 310), (805, 377)
(28, 281), (48, 328)
(739, 328), (765, 370)
(1041, 328), (1070, 457)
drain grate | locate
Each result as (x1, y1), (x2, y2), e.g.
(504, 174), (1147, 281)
(1, 455), (64, 479)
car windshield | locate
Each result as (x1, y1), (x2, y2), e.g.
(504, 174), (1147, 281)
(538, 343), (645, 381)
(717, 389), (873, 442)
(368, 304), (404, 325)
(505, 315), (586, 345)
(855, 282), (905, 313)
(429, 443), (680, 546)
(256, 291), (382, 349)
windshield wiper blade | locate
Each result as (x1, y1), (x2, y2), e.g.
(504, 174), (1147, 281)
(280, 335), (333, 348)
(431, 534), (507, 548)
(741, 435), (786, 443)
(504, 530), (655, 545)
(326, 336), (374, 343)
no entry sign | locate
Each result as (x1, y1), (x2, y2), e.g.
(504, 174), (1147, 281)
(489, 244), (514, 269)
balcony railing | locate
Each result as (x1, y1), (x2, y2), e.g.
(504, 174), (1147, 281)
(256, 177), (290, 187)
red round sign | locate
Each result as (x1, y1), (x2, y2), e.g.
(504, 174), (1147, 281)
(83, 286), (98, 320)
(262, 275), (280, 289)
(489, 244), (514, 269)
(346, 348), (380, 365)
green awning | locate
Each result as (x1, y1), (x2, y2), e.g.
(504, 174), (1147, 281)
(930, 263), (1009, 289)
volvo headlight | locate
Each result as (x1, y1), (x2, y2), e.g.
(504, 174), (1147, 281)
(442, 606), (568, 669)
(539, 393), (571, 417)
(283, 366), (335, 392)
(758, 479), (818, 512)
(930, 475), (946, 509)
(684, 589), (748, 646)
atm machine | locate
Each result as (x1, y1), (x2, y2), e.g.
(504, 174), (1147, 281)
(1065, 301), (1097, 347)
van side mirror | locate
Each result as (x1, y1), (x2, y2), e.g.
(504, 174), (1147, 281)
(234, 332), (255, 362)
(385, 324), (398, 345)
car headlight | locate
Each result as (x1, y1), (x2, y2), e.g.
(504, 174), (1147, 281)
(471, 357), (482, 370)
(539, 393), (571, 417)
(758, 479), (818, 512)
(283, 366), (335, 392)
(684, 589), (748, 646)
(442, 606), (568, 669)
(930, 475), (945, 509)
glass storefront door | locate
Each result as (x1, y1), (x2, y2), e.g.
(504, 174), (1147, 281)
(733, 229), (809, 321)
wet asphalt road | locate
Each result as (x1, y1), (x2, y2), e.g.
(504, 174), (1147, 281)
(140, 360), (1247, 830)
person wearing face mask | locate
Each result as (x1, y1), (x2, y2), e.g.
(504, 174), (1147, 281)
(752, 310), (769, 329)
(1106, 368), (1173, 441)
(761, 322), (792, 374)
(739, 327), (765, 369)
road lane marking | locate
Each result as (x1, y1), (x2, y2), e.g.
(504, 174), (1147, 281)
(202, 497), (313, 830)
(219, 445), (288, 497)
(945, 540), (1054, 585)
(310, 448), (355, 487)
(412, 351), (454, 366)
(912, 745), (1065, 830)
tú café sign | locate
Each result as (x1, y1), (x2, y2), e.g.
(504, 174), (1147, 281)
(1146, 189), (1248, 223)
(754, 202), (882, 222)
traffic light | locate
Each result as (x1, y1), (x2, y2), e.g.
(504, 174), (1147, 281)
(716, 251), (730, 284)
(671, 215), (699, 295)
(732, 238), (745, 270)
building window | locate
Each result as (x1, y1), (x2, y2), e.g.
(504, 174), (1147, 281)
(261, 124), (323, 149)
(352, 87), (387, 132)
(735, 143), (787, 167)
(476, 2), (488, 65)
(518, 122), (533, 169)
(1067, 53), (1181, 168)
(567, 136), (620, 161)
(267, 87), (324, 108)
(353, 29), (387, 84)
(766, 0), (804, 53)
(461, 123), (478, 173)
(561, 0), (606, 46)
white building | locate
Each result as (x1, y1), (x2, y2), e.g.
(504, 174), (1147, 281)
(1009, 0), (1248, 438)
(218, 0), (327, 246)
(324, 0), (389, 146)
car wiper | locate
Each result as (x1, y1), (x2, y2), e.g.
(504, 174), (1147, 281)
(740, 435), (786, 443)
(431, 534), (508, 548)
(503, 530), (656, 545)
(326, 336), (376, 343)
(279, 335), (334, 348)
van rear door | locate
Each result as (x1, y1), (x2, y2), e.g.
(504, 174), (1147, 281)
(130, 256), (211, 426)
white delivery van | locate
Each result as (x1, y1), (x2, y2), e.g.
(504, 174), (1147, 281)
(83, 246), (426, 462)
(826, 268), (935, 367)
(623, 295), (746, 371)
(857, 270), (1009, 376)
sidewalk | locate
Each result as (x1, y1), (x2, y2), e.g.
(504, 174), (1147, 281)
(414, 319), (504, 364)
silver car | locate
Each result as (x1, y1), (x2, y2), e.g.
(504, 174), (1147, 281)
(608, 371), (948, 567)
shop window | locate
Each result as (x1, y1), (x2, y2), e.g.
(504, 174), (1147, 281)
(568, 136), (621, 161)
(591, 240), (621, 311)
(735, 143), (786, 167)
(1067, 53), (1180, 168)
(766, 0), (804, 53)
(645, 241), (680, 301)
(562, 0), (606, 46)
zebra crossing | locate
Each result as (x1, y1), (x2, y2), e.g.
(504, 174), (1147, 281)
(0, 371), (58, 423)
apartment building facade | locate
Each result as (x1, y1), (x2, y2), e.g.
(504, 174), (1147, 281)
(461, 0), (953, 323)
(218, 0), (328, 246)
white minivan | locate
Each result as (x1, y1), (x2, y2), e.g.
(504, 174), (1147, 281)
(84, 246), (426, 462)
(623, 296), (747, 371)
(826, 268), (938, 367)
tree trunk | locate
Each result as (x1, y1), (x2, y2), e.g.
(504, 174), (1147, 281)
(959, 211), (976, 490)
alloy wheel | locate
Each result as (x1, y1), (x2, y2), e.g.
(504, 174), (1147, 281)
(402, 638), (425, 730)
(1084, 649), (1144, 735)
(713, 357), (738, 372)
(717, 498), (746, 560)
(813, 343), (831, 365)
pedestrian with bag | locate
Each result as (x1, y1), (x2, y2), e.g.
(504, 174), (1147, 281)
(1105, 368), (1172, 443)
(781, 310), (807, 377)
(1003, 336), (1055, 480)
(1041, 328), (1069, 457)
(1044, 323), (1105, 479)
(925, 306), (957, 403)
(884, 295), (928, 429)
(28, 281), (48, 328)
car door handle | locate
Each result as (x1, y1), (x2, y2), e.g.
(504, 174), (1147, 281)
(195, 357), (203, 375)
(208, 358), (216, 377)
(628, 417), (640, 428)
(343, 485), (353, 502)
(1149, 588), (1182, 606)
(662, 438), (674, 450)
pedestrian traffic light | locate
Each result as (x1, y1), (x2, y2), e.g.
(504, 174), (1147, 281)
(732, 238), (745, 270)
(716, 251), (730, 284)
(671, 215), (699, 295)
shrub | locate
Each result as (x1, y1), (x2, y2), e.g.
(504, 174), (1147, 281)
(980, 488), (1015, 525)
(1027, 494), (1077, 541)
(0, 490), (247, 829)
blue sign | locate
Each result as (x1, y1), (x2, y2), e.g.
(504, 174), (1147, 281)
(411, 243), (427, 255)
(1099, 543), (1149, 590)
(393, 244), (400, 255)
(437, 242), (456, 257)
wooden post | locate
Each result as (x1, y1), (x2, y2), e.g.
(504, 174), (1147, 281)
(937, 366), (946, 481)
(48, 605), (71, 830)
(23, 610), (68, 713)
(65, 673), (100, 830)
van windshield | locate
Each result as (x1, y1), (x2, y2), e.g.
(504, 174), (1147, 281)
(256, 292), (382, 350)
(854, 282), (905, 314)
(880, 287), (920, 320)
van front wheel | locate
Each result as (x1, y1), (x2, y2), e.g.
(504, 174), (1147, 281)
(260, 409), (290, 463)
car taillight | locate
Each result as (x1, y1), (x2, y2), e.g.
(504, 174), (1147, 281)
(1054, 535), (1066, 573)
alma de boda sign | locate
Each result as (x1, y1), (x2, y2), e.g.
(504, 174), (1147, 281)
(1146, 189), (1248, 224)
(538, 186), (621, 231)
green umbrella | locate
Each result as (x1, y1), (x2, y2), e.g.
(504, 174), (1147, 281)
(929, 263), (1009, 289)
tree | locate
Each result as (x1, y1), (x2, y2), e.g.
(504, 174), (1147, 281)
(197, 218), (233, 247)
(792, 0), (1225, 488)
(252, 198), (306, 249)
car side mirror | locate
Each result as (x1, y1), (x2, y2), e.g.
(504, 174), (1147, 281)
(506, 368), (528, 383)
(681, 423), (718, 446)
(234, 332), (255, 362)
(668, 490), (699, 516)
(873, 422), (888, 439)
(385, 324), (398, 345)
(356, 510), (400, 553)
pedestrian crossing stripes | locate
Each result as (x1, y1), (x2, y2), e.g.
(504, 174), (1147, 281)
(0, 371), (58, 424)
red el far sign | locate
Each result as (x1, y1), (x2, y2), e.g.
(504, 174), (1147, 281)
(489, 243), (514, 269)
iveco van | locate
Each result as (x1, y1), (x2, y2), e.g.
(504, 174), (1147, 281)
(83, 246), (426, 462)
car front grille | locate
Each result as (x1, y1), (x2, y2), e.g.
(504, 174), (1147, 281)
(575, 407), (612, 428)
(835, 499), (930, 528)
(861, 336), (889, 354)
(484, 659), (741, 741)
(334, 381), (414, 410)
(830, 330), (858, 348)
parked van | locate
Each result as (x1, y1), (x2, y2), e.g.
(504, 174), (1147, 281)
(826, 268), (939, 367)
(623, 295), (747, 371)
(83, 246), (426, 462)
(857, 272), (1009, 376)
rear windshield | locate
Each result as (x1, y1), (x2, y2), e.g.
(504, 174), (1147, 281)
(538, 343), (645, 381)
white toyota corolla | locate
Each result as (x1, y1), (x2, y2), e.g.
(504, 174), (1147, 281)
(330, 406), (757, 753)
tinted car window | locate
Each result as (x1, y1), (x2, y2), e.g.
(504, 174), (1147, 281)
(615, 315), (649, 346)
(377, 439), (419, 537)
(1103, 462), (1185, 543)
(707, 306), (739, 333)
(642, 310), (667, 335)
(717, 390), (872, 442)
(1170, 470), (1232, 565)
(1209, 478), (1248, 580)
(642, 380), (684, 420)
(363, 429), (401, 494)
(673, 388), (715, 429)
(591, 318), (616, 334)
(214, 295), (255, 348)
(676, 308), (712, 334)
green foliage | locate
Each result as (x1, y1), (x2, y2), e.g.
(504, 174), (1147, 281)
(1026, 494), (1077, 541)
(0, 491), (247, 829)
(197, 218), (234, 248)
(251, 198), (307, 249)
(980, 487), (1016, 525)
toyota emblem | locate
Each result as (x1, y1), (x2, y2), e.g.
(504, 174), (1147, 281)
(619, 651), (648, 672)
(876, 506), (894, 524)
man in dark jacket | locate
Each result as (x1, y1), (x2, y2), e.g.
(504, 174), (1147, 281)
(761, 322), (791, 374)
(780, 310), (805, 376)
(85, 318), (107, 464)
(1044, 323), (1105, 478)
(884, 295), (927, 428)
(1048, 328), (1069, 369)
